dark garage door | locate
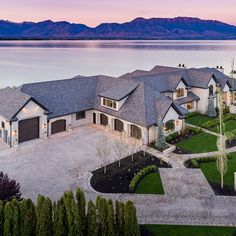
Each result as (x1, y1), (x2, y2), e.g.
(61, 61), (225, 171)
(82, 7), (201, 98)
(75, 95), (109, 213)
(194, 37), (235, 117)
(114, 119), (124, 132)
(19, 117), (39, 143)
(51, 120), (66, 135)
(100, 114), (108, 126)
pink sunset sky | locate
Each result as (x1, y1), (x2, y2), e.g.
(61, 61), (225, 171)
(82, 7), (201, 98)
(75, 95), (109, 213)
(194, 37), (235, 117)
(1, 0), (236, 26)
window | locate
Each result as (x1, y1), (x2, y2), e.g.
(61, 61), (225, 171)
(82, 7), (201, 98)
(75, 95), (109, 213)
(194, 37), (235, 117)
(1, 122), (5, 129)
(186, 102), (194, 110)
(176, 88), (184, 98)
(76, 111), (86, 120)
(102, 98), (117, 110)
(209, 85), (214, 97)
(164, 120), (175, 133)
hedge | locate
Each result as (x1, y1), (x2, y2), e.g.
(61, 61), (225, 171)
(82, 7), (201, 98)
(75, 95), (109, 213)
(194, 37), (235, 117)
(185, 155), (231, 168)
(129, 165), (157, 192)
(185, 111), (200, 118)
(0, 188), (140, 236)
(166, 127), (202, 143)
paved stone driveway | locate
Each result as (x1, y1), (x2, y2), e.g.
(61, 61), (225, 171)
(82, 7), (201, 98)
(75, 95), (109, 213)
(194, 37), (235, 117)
(1, 125), (236, 226)
(0, 125), (118, 201)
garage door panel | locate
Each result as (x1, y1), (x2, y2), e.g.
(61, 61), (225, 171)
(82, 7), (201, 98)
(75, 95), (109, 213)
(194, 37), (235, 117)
(51, 120), (66, 135)
(100, 114), (108, 126)
(19, 117), (39, 143)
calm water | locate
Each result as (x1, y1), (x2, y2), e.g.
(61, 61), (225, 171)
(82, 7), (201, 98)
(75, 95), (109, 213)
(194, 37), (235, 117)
(0, 40), (236, 88)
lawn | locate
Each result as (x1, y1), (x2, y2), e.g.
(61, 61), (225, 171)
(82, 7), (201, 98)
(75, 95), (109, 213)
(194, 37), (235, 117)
(186, 114), (216, 127)
(209, 120), (236, 133)
(199, 152), (236, 194)
(176, 132), (218, 153)
(144, 225), (236, 236)
(135, 172), (164, 194)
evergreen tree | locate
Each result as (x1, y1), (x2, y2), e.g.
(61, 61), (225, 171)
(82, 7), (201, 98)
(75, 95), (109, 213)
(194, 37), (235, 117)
(124, 201), (140, 236)
(207, 97), (217, 117)
(76, 188), (86, 236)
(155, 119), (167, 151)
(0, 201), (3, 236)
(63, 191), (80, 236)
(107, 200), (115, 236)
(115, 201), (124, 236)
(36, 195), (53, 236)
(86, 200), (98, 236)
(53, 197), (68, 236)
(96, 196), (108, 236)
(20, 199), (36, 236)
(4, 200), (20, 236)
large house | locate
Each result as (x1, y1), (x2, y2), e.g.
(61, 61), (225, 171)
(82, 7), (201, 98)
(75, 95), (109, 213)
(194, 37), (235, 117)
(0, 65), (235, 148)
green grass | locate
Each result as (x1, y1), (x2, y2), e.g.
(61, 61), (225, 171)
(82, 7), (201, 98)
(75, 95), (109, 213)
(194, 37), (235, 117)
(199, 153), (236, 189)
(209, 120), (236, 133)
(144, 225), (236, 236)
(176, 132), (218, 153)
(135, 172), (164, 194)
(186, 114), (216, 127)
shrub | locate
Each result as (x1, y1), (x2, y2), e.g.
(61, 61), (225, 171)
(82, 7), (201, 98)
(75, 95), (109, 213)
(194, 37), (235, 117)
(87, 200), (98, 236)
(129, 165), (157, 192)
(115, 201), (125, 236)
(223, 106), (230, 114)
(124, 201), (140, 236)
(0, 201), (3, 236)
(0, 172), (21, 201)
(107, 200), (115, 236)
(76, 188), (86, 235)
(186, 112), (200, 118)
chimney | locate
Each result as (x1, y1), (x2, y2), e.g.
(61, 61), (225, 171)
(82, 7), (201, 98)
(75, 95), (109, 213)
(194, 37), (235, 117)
(216, 65), (224, 73)
(178, 64), (187, 69)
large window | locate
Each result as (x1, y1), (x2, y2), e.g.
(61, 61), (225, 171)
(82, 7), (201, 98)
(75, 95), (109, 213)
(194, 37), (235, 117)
(76, 111), (86, 120)
(186, 102), (194, 110)
(176, 88), (185, 98)
(102, 98), (117, 110)
(164, 120), (175, 133)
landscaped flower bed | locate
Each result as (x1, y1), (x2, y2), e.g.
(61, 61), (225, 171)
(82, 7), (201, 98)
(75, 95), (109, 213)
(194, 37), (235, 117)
(90, 151), (170, 193)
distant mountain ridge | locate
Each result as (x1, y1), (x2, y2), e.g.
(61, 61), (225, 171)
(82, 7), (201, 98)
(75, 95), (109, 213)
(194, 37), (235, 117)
(1, 17), (236, 40)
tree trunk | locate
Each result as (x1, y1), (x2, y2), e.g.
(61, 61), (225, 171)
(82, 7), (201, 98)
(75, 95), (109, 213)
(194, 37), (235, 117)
(118, 160), (121, 168)
(131, 154), (134, 162)
(221, 174), (224, 189)
(104, 165), (107, 175)
(143, 150), (146, 157)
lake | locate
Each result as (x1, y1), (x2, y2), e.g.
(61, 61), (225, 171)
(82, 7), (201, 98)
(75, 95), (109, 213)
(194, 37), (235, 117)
(0, 40), (236, 88)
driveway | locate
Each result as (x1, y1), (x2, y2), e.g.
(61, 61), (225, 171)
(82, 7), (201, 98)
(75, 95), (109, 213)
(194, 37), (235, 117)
(0, 125), (119, 201)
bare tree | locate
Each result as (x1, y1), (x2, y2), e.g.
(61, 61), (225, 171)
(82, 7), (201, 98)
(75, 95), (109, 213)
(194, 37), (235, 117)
(129, 137), (142, 162)
(216, 89), (228, 189)
(113, 132), (129, 167)
(96, 136), (111, 174)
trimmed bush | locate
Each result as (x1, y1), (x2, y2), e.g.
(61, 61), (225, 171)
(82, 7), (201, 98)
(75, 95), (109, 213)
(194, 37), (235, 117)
(107, 200), (115, 236)
(129, 165), (157, 192)
(96, 196), (108, 236)
(86, 200), (98, 236)
(76, 188), (86, 236)
(184, 156), (232, 168)
(124, 201), (140, 236)
(20, 199), (36, 236)
(115, 201), (125, 236)
(186, 112), (200, 118)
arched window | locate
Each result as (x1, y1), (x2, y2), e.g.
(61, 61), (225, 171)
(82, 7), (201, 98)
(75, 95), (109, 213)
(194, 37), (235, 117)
(164, 120), (175, 133)
(209, 85), (214, 97)
(130, 125), (142, 139)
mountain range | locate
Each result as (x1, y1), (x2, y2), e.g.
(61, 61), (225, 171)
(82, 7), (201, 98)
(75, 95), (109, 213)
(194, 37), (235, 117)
(1, 17), (236, 40)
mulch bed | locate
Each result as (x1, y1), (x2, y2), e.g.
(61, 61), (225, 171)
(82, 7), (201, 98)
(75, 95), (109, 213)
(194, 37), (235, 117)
(90, 151), (171, 194)
(173, 146), (192, 154)
(226, 138), (236, 149)
(208, 182), (236, 196)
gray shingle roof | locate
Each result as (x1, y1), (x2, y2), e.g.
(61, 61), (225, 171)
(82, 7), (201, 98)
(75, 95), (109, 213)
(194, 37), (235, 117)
(98, 80), (138, 101)
(130, 71), (188, 92)
(20, 76), (99, 119)
(0, 87), (31, 120)
(174, 91), (200, 105)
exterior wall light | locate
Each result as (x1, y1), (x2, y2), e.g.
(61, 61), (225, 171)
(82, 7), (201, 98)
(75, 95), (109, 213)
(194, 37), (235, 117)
(14, 130), (18, 136)
(43, 123), (47, 129)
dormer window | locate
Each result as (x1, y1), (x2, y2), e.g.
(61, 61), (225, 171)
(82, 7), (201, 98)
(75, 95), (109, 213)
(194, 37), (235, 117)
(102, 98), (118, 110)
(176, 88), (184, 98)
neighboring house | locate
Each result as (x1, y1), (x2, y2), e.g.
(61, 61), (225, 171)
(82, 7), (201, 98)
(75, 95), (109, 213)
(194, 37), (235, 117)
(0, 65), (235, 148)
